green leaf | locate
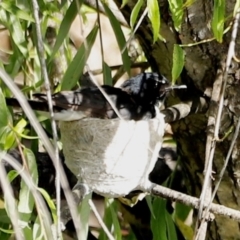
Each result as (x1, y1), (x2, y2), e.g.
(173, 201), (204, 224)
(103, 62), (112, 85)
(16, 0), (31, 10)
(32, 217), (44, 240)
(0, 88), (11, 130)
(121, 0), (129, 8)
(78, 193), (92, 240)
(172, 44), (185, 83)
(173, 202), (192, 222)
(108, 199), (122, 240)
(130, 0), (144, 28)
(234, 0), (240, 16)
(14, 118), (27, 135)
(147, 0), (160, 43)
(18, 148), (38, 218)
(49, 0), (84, 62)
(61, 25), (98, 90)
(0, 222), (12, 240)
(0, 227), (14, 234)
(7, 13), (28, 56)
(38, 188), (57, 224)
(165, 211), (178, 240)
(0, 209), (12, 224)
(151, 197), (167, 240)
(0, 1), (34, 21)
(0, 90), (14, 151)
(7, 170), (19, 183)
(103, 3), (131, 75)
(211, 0), (225, 43)
(145, 195), (156, 219)
(167, 0), (184, 31)
(99, 198), (112, 240)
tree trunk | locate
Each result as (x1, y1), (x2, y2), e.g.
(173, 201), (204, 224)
(114, 0), (240, 239)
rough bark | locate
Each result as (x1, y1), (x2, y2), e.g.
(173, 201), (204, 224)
(114, 0), (240, 239)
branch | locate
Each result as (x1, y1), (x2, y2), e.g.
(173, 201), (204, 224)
(143, 184), (240, 222)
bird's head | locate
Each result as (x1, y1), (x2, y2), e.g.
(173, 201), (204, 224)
(121, 72), (170, 105)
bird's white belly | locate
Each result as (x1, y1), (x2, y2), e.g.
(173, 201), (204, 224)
(60, 113), (165, 197)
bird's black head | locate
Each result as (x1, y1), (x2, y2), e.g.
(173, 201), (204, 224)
(121, 72), (170, 106)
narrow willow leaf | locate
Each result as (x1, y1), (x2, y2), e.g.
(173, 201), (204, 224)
(13, 118), (27, 136)
(103, 3), (131, 75)
(18, 148), (38, 216)
(175, 217), (194, 239)
(145, 195), (156, 219)
(16, 0), (31, 10)
(130, 0), (144, 28)
(167, 0), (183, 31)
(173, 202), (192, 221)
(49, 0), (84, 62)
(121, 0), (129, 8)
(7, 170), (19, 183)
(151, 197), (168, 240)
(32, 217), (44, 240)
(165, 212), (178, 240)
(0, 225), (12, 240)
(0, 89), (10, 129)
(172, 44), (184, 84)
(38, 188), (57, 222)
(103, 62), (112, 85)
(0, 227), (14, 234)
(234, 0), (240, 16)
(61, 25), (98, 90)
(0, 208), (12, 224)
(0, 2), (34, 21)
(108, 199), (121, 240)
(147, 0), (160, 43)
(7, 13), (28, 56)
(78, 193), (92, 240)
(99, 198), (112, 240)
(0, 88), (13, 150)
(211, 0), (225, 43)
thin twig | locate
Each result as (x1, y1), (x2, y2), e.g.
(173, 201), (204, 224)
(88, 199), (115, 240)
(0, 68), (82, 239)
(145, 183), (240, 222)
(84, 0), (128, 27)
(0, 156), (24, 240)
(30, 0), (62, 238)
(96, 0), (105, 82)
(195, 8), (240, 240)
(1, 152), (54, 239)
(121, 7), (148, 55)
(86, 65), (124, 119)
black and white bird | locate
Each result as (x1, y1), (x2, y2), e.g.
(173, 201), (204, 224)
(6, 72), (175, 121)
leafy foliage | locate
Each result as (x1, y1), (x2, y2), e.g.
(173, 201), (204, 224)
(0, 0), (202, 239)
(211, 0), (225, 43)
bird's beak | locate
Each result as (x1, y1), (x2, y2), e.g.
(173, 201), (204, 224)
(165, 85), (187, 91)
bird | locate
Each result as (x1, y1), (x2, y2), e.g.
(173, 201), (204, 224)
(5, 72), (174, 121)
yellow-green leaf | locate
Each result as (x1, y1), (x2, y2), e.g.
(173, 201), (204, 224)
(61, 25), (98, 90)
(103, 3), (131, 75)
(168, 0), (184, 31)
(49, 0), (84, 62)
(234, 0), (240, 16)
(18, 148), (38, 217)
(211, 0), (225, 43)
(130, 0), (144, 28)
(147, 0), (160, 43)
(172, 44), (185, 84)
(103, 62), (112, 85)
